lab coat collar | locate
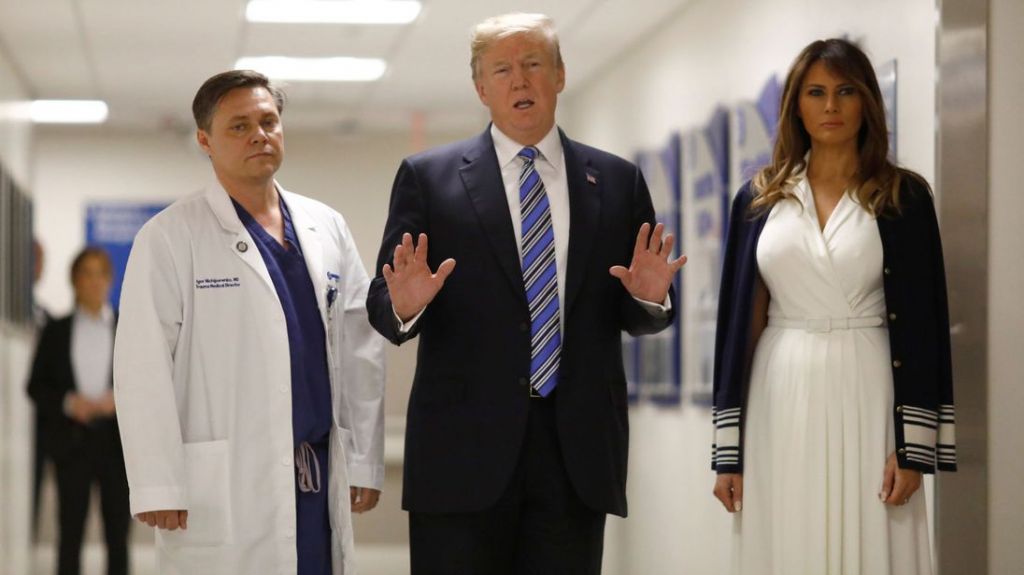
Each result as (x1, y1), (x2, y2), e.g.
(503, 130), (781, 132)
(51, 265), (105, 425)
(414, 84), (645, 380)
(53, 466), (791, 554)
(203, 180), (330, 322)
(203, 179), (281, 298)
(203, 178), (285, 234)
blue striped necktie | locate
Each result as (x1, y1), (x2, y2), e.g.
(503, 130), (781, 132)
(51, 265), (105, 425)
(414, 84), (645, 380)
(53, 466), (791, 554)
(518, 146), (560, 397)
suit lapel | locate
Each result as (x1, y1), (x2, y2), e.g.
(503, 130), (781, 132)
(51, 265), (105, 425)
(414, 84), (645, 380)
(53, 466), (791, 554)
(561, 132), (601, 318)
(57, 316), (76, 393)
(459, 130), (528, 306)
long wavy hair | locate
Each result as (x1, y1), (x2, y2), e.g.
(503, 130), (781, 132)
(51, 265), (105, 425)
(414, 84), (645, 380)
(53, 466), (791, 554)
(751, 38), (924, 216)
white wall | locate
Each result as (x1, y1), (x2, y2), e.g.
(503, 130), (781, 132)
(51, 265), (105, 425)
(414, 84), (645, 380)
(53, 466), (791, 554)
(32, 128), (209, 316)
(560, 0), (938, 573)
(0, 55), (32, 187)
(563, 0), (936, 182)
(0, 44), (35, 575)
(988, 0), (1024, 571)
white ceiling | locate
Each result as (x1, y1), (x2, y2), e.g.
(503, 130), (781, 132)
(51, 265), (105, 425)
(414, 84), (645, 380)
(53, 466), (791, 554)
(0, 0), (690, 134)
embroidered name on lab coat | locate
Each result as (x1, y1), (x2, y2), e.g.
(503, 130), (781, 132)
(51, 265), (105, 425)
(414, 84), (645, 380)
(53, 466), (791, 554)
(195, 277), (241, 289)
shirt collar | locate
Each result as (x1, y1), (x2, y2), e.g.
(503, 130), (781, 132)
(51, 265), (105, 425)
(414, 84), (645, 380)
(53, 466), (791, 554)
(791, 152), (812, 204)
(75, 304), (114, 325)
(490, 124), (564, 172)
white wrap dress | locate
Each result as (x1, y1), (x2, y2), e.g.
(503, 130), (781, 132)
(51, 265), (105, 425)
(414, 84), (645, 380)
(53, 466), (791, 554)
(734, 177), (932, 574)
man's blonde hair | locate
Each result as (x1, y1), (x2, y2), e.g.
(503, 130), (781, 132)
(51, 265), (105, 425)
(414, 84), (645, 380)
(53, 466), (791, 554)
(470, 12), (563, 80)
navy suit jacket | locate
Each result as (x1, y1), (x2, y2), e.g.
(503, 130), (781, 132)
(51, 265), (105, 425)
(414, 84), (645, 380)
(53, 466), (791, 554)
(367, 127), (675, 517)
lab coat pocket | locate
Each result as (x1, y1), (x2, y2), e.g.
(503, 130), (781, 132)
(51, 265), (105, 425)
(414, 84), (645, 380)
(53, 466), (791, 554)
(158, 439), (233, 548)
(328, 426), (353, 528)
(328, 426), (355, 567)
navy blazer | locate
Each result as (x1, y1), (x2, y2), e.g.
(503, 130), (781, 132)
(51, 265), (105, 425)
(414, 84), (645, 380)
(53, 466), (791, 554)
(712, 176), (957, 475)
(367, 127), (674, 517)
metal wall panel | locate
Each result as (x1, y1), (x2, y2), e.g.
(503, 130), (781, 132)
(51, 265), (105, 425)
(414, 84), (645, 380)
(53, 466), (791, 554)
(935, 0), (989, 573)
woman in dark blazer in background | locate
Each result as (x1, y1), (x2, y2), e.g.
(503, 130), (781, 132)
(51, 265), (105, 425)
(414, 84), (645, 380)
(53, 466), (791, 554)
(28, 247), (130, 575)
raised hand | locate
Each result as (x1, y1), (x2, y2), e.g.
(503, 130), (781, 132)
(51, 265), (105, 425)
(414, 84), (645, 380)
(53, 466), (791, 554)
(382, 233), (456, 322)
(609, 222), (687, 303)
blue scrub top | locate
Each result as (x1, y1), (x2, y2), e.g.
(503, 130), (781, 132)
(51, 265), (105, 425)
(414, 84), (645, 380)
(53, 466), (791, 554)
(233, 197), (332, 575)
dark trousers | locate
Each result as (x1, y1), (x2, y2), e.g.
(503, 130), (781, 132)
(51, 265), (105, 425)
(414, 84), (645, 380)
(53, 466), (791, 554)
(409, 397), (606, 575)
(53, 423), (131, 575)
(33, 411), (49, 542)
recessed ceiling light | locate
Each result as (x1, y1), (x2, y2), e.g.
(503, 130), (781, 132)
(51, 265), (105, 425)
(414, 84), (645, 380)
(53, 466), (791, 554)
(246, 0), (421, 25)
(236, 56), (387, 82)
(29, 100), (109, 124)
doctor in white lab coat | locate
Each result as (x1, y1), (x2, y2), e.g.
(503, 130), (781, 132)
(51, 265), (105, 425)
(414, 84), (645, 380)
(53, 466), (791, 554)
(113, 70), (385, 574)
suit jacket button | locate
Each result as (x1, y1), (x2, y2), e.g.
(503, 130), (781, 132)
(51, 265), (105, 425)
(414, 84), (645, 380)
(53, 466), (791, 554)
(898, 448), (907, 455)
(884, 266), (892, 275)
(889, 313), (897, 321)
(893, 360), (902, 368)
(896, 406), (903, 413)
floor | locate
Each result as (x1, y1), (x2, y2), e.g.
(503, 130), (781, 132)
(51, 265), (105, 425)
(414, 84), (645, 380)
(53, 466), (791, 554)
(27, 465), (410, 575)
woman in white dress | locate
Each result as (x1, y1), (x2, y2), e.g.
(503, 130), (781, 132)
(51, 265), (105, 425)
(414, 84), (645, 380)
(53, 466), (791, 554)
(710, 39), (957, 574)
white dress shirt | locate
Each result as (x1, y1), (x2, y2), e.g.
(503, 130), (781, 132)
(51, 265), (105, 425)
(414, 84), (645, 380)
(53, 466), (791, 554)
(71, 304), (115, 400)
(492, 124), (572, 329)
(396, 124), (668, 332)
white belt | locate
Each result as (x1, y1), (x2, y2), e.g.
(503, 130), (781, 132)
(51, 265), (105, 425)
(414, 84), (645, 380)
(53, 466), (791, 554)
(768, 316), (884, 333)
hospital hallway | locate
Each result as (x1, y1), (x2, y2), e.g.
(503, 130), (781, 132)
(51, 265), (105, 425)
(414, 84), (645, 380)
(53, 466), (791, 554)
(2, 0), (1023, 573)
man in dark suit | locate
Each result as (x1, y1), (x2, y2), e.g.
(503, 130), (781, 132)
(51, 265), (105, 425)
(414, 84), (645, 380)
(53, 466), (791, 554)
(27, 247), (130, 575)
(367, 12), (685, 574)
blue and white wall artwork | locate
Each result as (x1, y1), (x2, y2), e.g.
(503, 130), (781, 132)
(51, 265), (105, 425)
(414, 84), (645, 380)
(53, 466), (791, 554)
(682, 108), (729, 407)
(731, 75), (781, 196)
(628, 133), (683, 406)
(85, 202), (168, 310)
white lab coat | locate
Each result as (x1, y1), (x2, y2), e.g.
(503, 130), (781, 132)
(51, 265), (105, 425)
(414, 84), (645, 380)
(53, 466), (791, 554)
(113, 181), (385, 575)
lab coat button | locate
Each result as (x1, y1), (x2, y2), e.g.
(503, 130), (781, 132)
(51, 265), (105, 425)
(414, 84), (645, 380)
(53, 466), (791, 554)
(279, 385), (288, 394)
(281, 456), (291, 466)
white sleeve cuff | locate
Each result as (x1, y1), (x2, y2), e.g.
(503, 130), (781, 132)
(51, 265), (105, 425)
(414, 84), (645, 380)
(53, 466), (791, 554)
(347, 463), (386, 491)
(394, 305), (426, 334)
(128, 486), (187, 516)
(633, 293), (672, 318)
